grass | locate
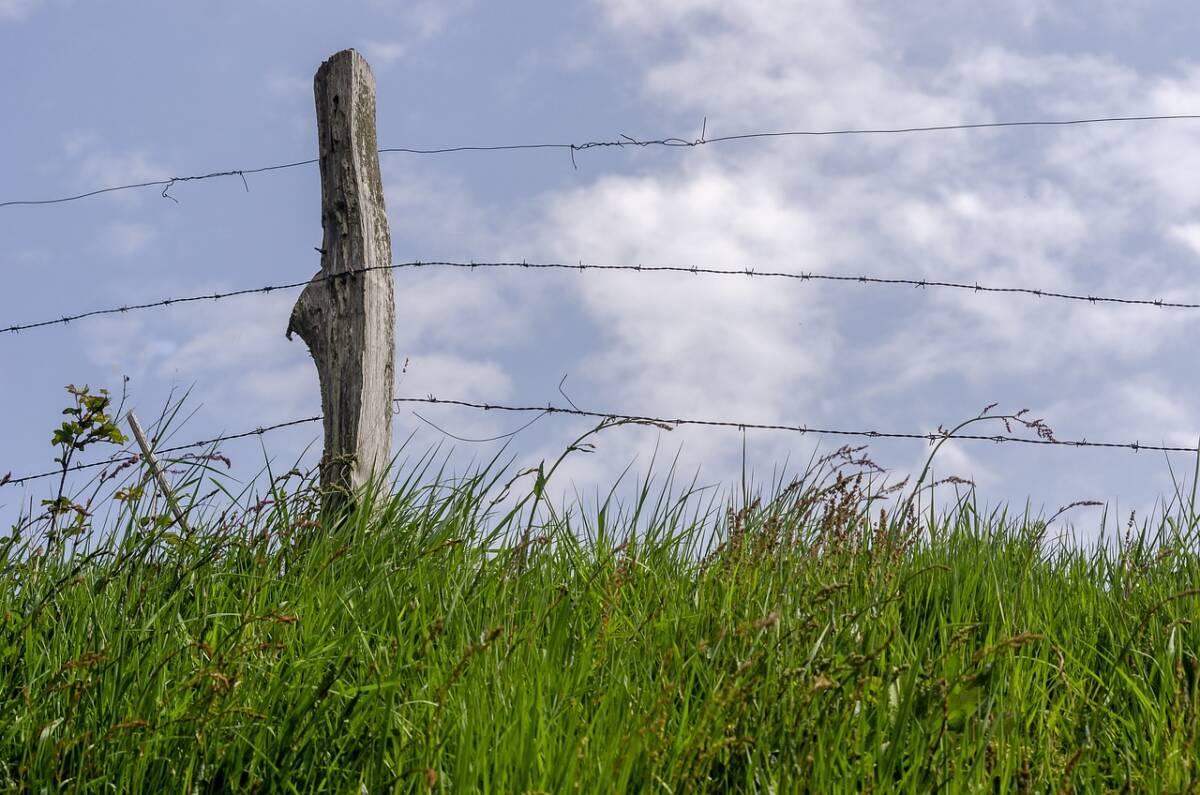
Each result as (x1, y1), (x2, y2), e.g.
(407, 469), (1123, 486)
(3, 421), (1200, 793)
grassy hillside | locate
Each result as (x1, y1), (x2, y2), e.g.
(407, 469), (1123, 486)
(3, 410), (1200, 792)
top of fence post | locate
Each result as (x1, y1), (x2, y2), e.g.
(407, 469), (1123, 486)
(286, 49), (395, 505)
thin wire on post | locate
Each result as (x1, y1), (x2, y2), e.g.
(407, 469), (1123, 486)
(4, 113), (1200, 208)
(0, 160), (319, 208)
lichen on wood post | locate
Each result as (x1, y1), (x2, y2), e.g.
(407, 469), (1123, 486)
(286, 49), (395, 502)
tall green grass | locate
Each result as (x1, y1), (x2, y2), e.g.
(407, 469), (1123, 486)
(3, 428), (1200, 792)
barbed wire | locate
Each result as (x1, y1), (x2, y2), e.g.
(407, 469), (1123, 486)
(4, 113), (1199, 208)
(0, 415), (321, 488)
(5, 393), (1196, 491)
(6, 259), (1200, 338)
(396, 397), (1200, 453)
(4, 276), (318, 334)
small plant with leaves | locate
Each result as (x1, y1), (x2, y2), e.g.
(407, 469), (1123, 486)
(43, 384), (128, 544)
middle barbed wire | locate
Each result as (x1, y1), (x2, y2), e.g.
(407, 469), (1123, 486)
(395, 396), (1200, 454)
(5, 390), (1195, 491)
(6, 260), (1200, 338)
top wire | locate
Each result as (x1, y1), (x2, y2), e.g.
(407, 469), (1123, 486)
(3, 114), (1199, 208)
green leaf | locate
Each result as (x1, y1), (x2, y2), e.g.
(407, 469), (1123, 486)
(51, 422), (80, 447)
(946, 687), (981, 732)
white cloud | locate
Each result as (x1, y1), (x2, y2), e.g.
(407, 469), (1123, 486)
(382, 161), (551, 352)
(47, 0), (1200, 533)
(58, 136), (169, 202)
(236, 363), (315, 407)
(80, 150), (168, 189)
(61, 131), (98, 157)
(81, 267), (522, 470)
(948, 46), (1135, 100)
(84, 292), (314, 417)
(390, 0), (467, 38)
(86, 314), (174, 377)
(381, 164), (483, 255)
(395, 269), (540, 352)
(534, 167), (842, 424)
(265, 73), (310, 100)
(363, 40), (406, 66)
(599, 0), (984, 132)
(98, 222), (156, 257)
(1114, 381), (1198, 449)
(1170, 223), (1200, 257)
(360, 0), (472, 68)
(400, 353), (512, 401)
(0, 0), (43, 20)
(164, 295), (298, 378)
(1005, 0), (1059, 30)
(392, 355), (521, 451)
(1041, 377), (1199, 451)
(474, 0), (1200, 521)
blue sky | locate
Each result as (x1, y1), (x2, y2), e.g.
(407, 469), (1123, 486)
(5, 0), (1200, 538)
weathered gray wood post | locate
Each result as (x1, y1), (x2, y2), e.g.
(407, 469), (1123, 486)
(286, 49), (395, 502)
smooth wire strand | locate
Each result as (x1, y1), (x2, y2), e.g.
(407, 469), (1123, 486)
(4, 113), (1200, 208)
(5, 395), (1196, 490)
(7, 259), (1200, 337)
(0, 160), (320, 208)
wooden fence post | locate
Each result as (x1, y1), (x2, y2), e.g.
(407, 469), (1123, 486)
(286, 49), (395, 502)
(126, 410), (192, 535)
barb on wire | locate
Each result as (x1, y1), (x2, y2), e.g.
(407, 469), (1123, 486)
(1, 415), (322, 488)
(7, 259), (1200, 338)
(395, 396), (1200, 454)
(5, 113), (1200, 208)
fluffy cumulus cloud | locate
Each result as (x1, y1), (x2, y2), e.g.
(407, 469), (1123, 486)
(501, 0), (1200, 515)
(601, 0), (981, 131)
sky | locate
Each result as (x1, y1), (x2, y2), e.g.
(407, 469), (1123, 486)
(4, 0), (1200, 540)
